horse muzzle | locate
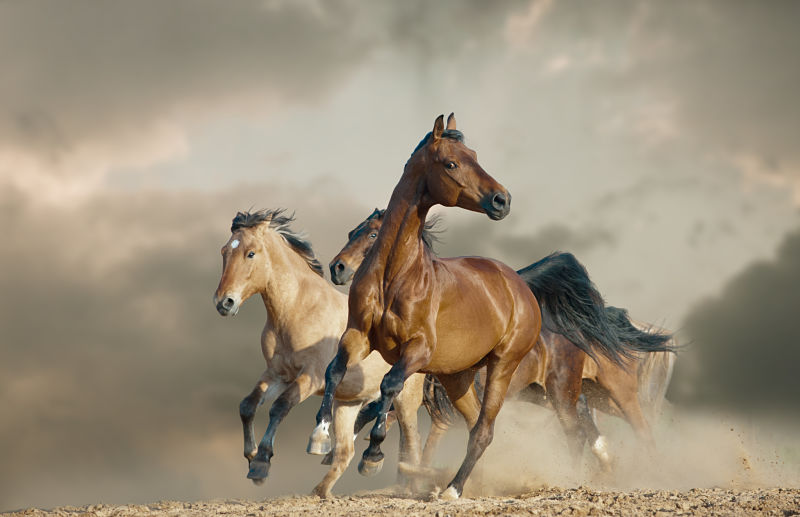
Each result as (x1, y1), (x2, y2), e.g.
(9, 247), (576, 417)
(215, 294), (240, 316)
(481, 190), (511, 220)
(329, 259), (354, 285)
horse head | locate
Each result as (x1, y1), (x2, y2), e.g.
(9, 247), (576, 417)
(411, 113), (511, 220)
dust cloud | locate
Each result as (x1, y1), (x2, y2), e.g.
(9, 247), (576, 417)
(420, 402), (800, 498)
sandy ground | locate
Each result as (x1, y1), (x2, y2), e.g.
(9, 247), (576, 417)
(5, 486), (800, 517)
(5, 406), (799, 515)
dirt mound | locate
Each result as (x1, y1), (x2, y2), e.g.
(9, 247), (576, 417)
(5, 487), (800, 517)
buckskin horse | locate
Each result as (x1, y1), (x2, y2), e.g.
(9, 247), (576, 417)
(213, 209), (432, 497)
(311, 114), (671, 499)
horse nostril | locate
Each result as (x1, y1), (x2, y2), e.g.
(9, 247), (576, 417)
(334, 261), (345, 273)
(223, 297), (235, 309)
(492, 192), (507, 209)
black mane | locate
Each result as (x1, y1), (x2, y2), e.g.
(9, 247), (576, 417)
(411, 129), (465, 156)
(230, 209), (324, 277)
(349, 208), (442, 252)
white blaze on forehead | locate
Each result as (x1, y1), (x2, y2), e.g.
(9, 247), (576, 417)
(231, 239), (240, 249)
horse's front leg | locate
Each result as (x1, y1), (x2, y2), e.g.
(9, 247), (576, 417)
(359, 338), (430, 476)
(239, 371), (281, 462)
(309, 328), (370, 455)
(247, 371), (319, 483)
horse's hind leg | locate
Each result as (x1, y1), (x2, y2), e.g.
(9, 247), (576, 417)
(436, 370), (481, 428)
(442, 352), (517, 500)
(421, 420), (449, 467)
(393, 371), (471, 480)
(545, 338), (588, 469)
(393, 373), (424, 493)
(601, 371), (656, 451)
(312, 400), (362, 498)
(239, 371), (281, 462)
(576, 394), (612, 472)
(248, 371), (319, 483)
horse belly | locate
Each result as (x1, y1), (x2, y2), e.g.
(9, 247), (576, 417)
(426, 303), (506, 374)
(507, 341), (548, 397)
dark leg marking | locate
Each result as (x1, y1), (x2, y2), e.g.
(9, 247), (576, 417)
(354, 400), (394, 435)
(359, 363), (406, 476)
(315, 350), (349, 427)
(240, 387), (264, 461)
(247, 384), (300, 482)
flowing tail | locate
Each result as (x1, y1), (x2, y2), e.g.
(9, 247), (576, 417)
(604, 306), (674, 355)
(422, 374), (456, 427)
(638, 346), (676, 422)
(517, 252), (676, 364)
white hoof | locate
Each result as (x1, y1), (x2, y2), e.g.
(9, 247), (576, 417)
(591, 435), (612, 465)
(307, 421), (331, 455)
(440, 486), (460, 501)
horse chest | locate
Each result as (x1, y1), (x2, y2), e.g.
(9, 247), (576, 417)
(370, 308), (405, 347)
(261, 334), (303, 381)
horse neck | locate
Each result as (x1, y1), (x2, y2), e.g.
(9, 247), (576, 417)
(257, 236), (334, 329)
(369, 159), (431, 280)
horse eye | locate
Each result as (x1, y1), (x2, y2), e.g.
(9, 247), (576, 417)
(445, 161), (457, 169)
(247, 251), (255, 258)
(369, 232), (377, 239)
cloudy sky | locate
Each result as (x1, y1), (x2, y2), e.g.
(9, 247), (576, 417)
(2, 0), (799, 510)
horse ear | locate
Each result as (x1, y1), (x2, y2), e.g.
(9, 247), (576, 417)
(371, 208), (381, 218)
(432, 114), (445, 139)
(446, 112), (456, 130)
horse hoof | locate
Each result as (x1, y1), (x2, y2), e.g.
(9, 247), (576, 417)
(358, 456), (384, 477)
(440, 486), (460, 501)
(247, 460), (270, 482)
(307, 422), (331, 455)
(311, 485), (332, 499)
(591, 435), (613, 467)
(321, 451), (333, 465)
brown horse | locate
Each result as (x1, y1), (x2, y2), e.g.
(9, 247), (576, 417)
(213, 209), (430, 497)
(330, 208), (676, 472)
(311, 114), (659, 499)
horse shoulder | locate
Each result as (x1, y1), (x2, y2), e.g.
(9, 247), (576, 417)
(259, 325), (278, 361)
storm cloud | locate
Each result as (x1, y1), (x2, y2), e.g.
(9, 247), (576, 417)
(669, 227), (800, 413)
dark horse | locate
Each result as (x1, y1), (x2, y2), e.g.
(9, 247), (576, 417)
(330, 208), (676, 473)
(311, 114), (664, 499)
